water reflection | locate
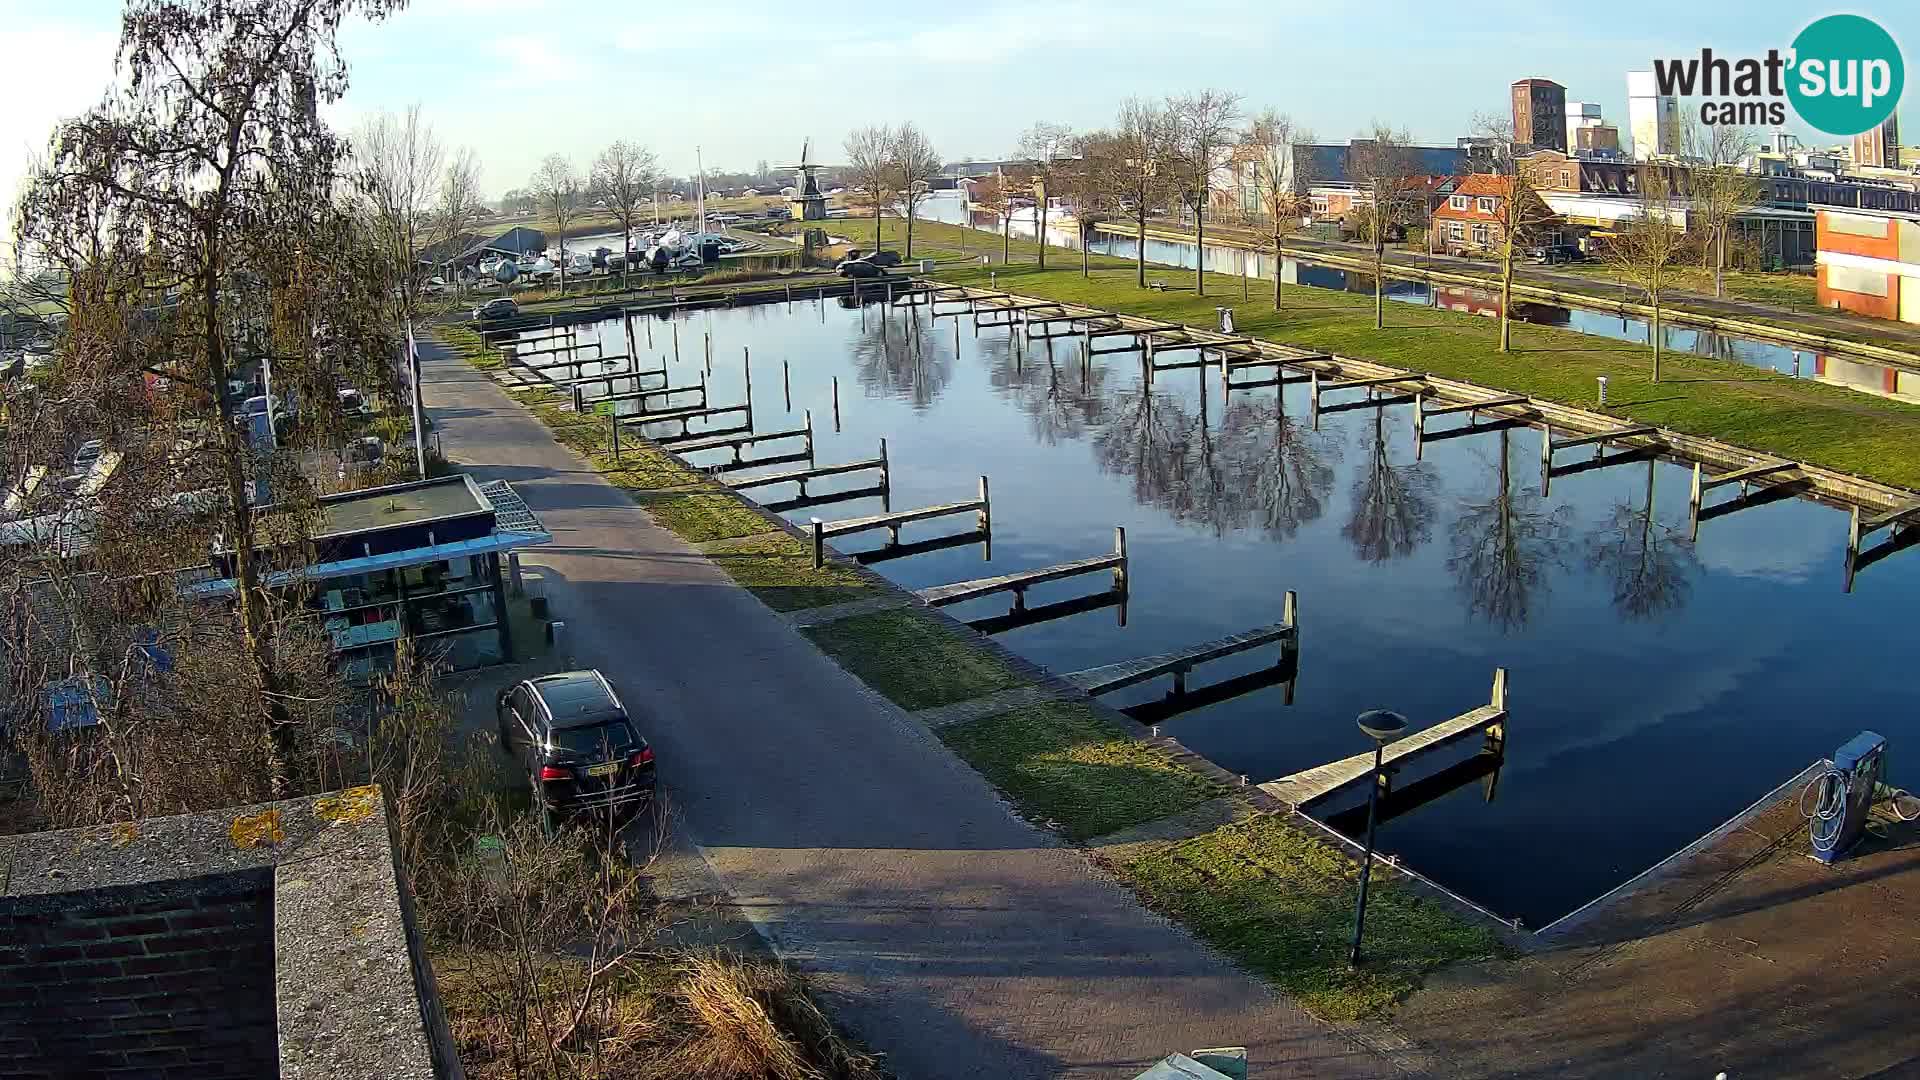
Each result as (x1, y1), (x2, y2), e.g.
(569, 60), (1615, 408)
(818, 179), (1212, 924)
(1584, 458), (1701, 620)
(848, 304), (953, 410)
(1447, 429), (1571, 630)
(1343, 411), (1438, 563)
(980, 335), (1111, 445)
(1211, 397), (1340, 540)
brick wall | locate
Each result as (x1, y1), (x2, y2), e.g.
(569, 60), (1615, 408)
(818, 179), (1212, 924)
(0, 878), (278, 1080)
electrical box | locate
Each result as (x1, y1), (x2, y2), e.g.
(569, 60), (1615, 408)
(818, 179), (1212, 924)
(1815, 731), (1886, 864)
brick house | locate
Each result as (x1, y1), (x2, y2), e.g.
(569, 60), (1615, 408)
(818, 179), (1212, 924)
(1429, 174), (1560, 255)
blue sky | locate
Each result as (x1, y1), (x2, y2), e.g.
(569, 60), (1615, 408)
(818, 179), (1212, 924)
(2, 0), (1915, 207)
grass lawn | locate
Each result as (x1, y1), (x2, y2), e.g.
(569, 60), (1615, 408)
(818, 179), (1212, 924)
(705, 532), (873, 612)
(939, 701), (1221, 841)
(802, 610), (1027, 710)
(642, 489), (778, 543)
(854, 216), (1920, 491)
(1122, 814), (1507, 1021)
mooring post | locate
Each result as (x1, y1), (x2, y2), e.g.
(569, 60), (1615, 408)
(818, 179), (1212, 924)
(1113, 525), (1129, 592)
(879, 438), (891, 497)
(671, 319), (679, 363)
(1539, 424), (1555, 496)
(1486, 666), (1510, 751)
(1283, 588), (1298, 631)
(571, 384), (583, 413)
(704, 330), (712, 375)
(977, 475), (991, 534)
(1688, 463), (1705, 540)
(832, 376), (841, 432)
(743, 347), (753, 413)
(1412, 393), (1426, 443)
(1848, 505), (1862, 559)
(811, 518), (825, 569)
(782, 359), (791, 411)
(610, 414), (621, 461)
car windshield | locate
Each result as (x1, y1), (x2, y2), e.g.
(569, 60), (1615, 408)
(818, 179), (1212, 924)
(548, 721), (638, 759)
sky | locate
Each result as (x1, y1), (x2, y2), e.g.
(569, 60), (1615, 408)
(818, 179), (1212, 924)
(2, 0), (1915, 214)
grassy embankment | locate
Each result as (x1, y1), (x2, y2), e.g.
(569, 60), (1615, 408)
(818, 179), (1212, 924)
(438, 318), (1502, 1020)
(852, 214), (1920, 490)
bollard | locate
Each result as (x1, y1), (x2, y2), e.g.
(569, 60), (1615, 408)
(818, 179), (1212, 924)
(547, 619), (566, 653)
(832, 376), (841, 432)
(1597, 376), (1609, 407)
(811, 518), (825, 569)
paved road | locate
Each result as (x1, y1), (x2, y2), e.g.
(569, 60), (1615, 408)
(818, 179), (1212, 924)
(421, 340), (1390, 1079)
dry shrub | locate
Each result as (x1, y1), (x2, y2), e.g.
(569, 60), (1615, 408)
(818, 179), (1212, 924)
(663, 950), (884, 1080)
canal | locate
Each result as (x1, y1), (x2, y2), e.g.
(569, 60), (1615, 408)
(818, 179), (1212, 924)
(908, 190), (1920, 406)
(547, 296), (1920, 929)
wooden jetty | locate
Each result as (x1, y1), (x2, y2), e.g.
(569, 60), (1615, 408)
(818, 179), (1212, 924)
(1259, 669), (1508, 810)
(621, 401), (751, 439)
(1066, 594), (1297, 698)
(1539, 424), (1661, 494)
(727, 440), (888, 500)
(916, 527), (1128, 609)
(1846, 498), (1920, 591)
(669, 414), (815, 470)
(811, 477), (989, 564)
(577, 381), (701, 414)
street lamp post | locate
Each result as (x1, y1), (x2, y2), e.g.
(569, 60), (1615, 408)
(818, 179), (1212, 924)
(1349, 708), (1409, 968)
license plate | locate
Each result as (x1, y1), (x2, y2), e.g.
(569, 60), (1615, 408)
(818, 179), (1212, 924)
(585, 762), (619, 778)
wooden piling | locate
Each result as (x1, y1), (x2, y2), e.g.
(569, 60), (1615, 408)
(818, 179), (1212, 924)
(743, 347), (752, 413)
(610, 414), (621, 461)
(1114, 526), (1128, 592)
(812, 518), (825, 569)
(671, 320), (679, 363)
(977, 475), (991, 533)
(832, 376), (841, 432)
(783, 359), (791, 411)
(804, 409), (816, 464)
(704, 330), (712, 375)
(879, 438), (891, 498)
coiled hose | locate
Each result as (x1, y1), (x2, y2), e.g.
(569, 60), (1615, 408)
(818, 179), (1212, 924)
(1801, 764), (1920, 854)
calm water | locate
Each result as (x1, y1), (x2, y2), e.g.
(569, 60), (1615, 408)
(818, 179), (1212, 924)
(538, 299), (1920, 927)
(909, 190), (1920, 405)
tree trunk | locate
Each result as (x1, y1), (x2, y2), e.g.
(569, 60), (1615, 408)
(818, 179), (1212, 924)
(906, 207), (914, 258)
(1195, 207), (1206, 297)
(1272, 229), (1283, 311)
(1373, 243), (1385, 329)
(1499, 245), (1513, 352)
(1037, 200), (1047, 270)
(1003, 212), (1011, 264)
(1081, 220), (1090, 277)
(874, 203), (882, 250)
(1137, 213), (1147, 288)
(1650, 294), (1663, 382)
(620, 225), (630, 291)
(1713, 228), (1725, 298)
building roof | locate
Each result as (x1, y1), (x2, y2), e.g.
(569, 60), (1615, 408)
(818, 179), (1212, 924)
(1296, 142), (1468, 185)
(313, 475), (489, 540)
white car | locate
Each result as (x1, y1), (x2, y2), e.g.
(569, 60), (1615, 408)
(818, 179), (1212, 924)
(567, 254), (594, 276)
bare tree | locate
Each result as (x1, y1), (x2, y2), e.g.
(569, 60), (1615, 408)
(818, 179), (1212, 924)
(591, 140), (660, 289)
(1686, 121), (1764, 297)
(435, 147), (486, 296)
(1108, 98), (1177, 289)
(843, 124), (895, 251)
(891, 122), (941, 260)
(1018, 121), (1076, 271)
(1063, 131), (1118, 278)
(1347, 126), (1422, 330)
(1447, 429), (1570, 630)
(1606, 165), (1685, 382)
(1239, 109), (1315, 311)
(1468, 116), (1559, 352)
(530, 153), (582, 294)
(14, 0), (405, 796)
(353, 105), (445, 326)
(1167, 91), (1242, 296)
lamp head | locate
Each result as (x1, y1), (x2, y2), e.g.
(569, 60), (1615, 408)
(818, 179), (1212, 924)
(1357, 709), (1409, 743)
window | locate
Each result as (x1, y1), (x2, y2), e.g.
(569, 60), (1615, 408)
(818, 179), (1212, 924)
(1477, 197), (1496, 214)
(1471, 224), (1490, 246)
(1448, 222), (1465, 242)
(549, 721), (640, 759)
(1561, 169), (1572, 187)
(1449, 195), (1469, 211)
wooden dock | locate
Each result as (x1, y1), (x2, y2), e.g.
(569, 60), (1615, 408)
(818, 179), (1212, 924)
(1066, 595), (1296, 697)
(814, 476), (988, 556)
(668, 414), (815, 470)
(916, 527), (1127, 608)
(728, 440), (887, 500)
(1259, 669), (1508, 809)
(621, 401), (751, 439)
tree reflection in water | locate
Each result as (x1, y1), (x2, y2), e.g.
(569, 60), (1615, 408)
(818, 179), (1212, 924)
(1210, 395), (1340, 540)
(1344, 410), (1438, 562)
(978, 333), (1110, 446)
(847, 303), (954, 410)
(1584, 458), (1700, 620)
(1447, 428), (1570, 630)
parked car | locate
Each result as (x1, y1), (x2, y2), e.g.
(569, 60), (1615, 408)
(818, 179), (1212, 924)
(836, 258), (883, 279)
(473, 297), (519, 322)
(498, 670), (656, 822)
(1530, 243), (1585, 264)
(337, 387), (372, 418)
(864, 250), (903, 268)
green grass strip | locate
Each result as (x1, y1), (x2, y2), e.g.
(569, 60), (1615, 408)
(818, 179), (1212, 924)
(707, 532), (872, 612)
(1121, 814), (1506, 1022)
(802, 610), (1026, 710)
(940, 701), (1221, 841)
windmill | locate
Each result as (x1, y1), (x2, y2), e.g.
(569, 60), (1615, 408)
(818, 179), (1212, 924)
(781, 138), (828, 221)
